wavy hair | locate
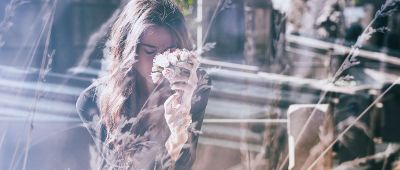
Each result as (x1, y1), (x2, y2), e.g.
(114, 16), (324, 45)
(97, 0), (192, 132)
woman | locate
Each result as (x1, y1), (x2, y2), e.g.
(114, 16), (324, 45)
(75, 0), (211, 169)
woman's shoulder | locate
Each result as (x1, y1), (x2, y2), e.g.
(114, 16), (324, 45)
(76, 82), (102, 122)
(196, 67), (211, 86)
(190, 68), (212, 118)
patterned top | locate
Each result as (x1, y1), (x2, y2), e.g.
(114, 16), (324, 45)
(76, 68), (211, 170)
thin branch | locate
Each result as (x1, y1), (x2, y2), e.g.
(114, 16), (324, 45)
(335, 144), (400, 170)
(0, 0), (29, 47)
(201, 0), (232, 46)
(307, 77), (400, 170)
(21, 1), (57, 169)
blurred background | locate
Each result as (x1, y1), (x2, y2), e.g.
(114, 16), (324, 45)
(0, 0), (400, 169)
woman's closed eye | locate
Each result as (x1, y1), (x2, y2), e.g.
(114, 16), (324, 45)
(144, 47), (157, 55)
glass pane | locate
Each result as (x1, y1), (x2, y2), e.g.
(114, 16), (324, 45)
(1, 0), (400, 169)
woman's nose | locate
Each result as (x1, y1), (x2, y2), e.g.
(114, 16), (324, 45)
(168, 48), (177, 52)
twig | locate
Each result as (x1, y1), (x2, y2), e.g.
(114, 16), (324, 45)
(335, 144), (400, 170)
(307, 77), (400, 170)
(21, 1), (57, 169)
(201, 0), (232, 46)
(0, 0), (29, 47)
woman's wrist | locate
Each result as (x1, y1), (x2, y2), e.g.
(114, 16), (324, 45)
(166, 106), (192, 132)
(168, 129), (189, 144)
(165, 128), (189, 161)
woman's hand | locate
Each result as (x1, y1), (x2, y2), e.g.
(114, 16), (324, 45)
(163, 53), (200, 161)
(163, 53), (199, 131)
(163, 92), (192, 162)
(165, 54), (199, 99)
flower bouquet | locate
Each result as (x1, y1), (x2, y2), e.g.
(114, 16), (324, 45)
(151, 49), (199, 86)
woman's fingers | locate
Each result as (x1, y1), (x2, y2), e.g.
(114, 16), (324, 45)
(167, 55), (199, 86)
(176, 62), (193, 71)
(164, 93), (179, 111)
(170, 73), (189, 83)
(169, 67), (197, 88)
(170, 82), (193, 91)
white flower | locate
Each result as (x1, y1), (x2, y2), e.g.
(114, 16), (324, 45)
(154, 55), (170, 68)
(151, 72), (162, 83)
(177, 50), (189, 61)
(167, 53), (178, 65)
(151, 49), (199, 84)
(152, 66), (161, 73)
(162, 68), (175, 81)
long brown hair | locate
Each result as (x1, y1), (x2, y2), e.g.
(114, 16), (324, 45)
(97, 0), (192, 132)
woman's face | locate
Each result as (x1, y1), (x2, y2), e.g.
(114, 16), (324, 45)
(135, 25), (177, 85)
